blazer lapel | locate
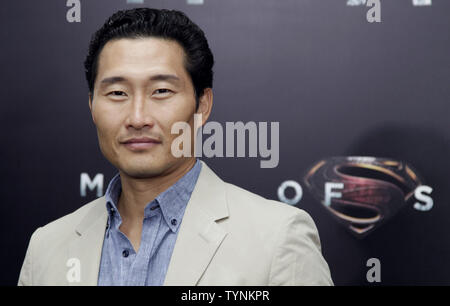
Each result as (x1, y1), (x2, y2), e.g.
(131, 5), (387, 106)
(163, 160), (229, 285)
(68, 197), (108, 286)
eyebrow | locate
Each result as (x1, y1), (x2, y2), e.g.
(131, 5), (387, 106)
(99, 74), (182, 87)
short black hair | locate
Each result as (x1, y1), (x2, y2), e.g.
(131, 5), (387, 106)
(84, 8), (214, 109)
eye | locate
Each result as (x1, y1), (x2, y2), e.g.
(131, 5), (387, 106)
(108, 91), (127, 97)
(153, 88), (174, 96)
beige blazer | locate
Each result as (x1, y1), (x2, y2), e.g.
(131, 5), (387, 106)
(18, 160), (333, 286)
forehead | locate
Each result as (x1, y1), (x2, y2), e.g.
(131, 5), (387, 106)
(96, 37), (188, 81)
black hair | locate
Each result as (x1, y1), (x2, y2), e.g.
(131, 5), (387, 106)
(84, 8), (214, 109)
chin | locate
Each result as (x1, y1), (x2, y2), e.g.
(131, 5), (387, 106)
(121, 166), (164, 179)
(119, 158), (173, 178)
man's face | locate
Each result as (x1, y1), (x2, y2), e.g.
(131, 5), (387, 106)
(89, 37), (200, 178)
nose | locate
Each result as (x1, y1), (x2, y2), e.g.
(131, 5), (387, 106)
(125, 93), (155, 130)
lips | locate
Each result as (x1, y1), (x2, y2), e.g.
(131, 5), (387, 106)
(121, 137), (161, 150)
(122, 137), (161, 144)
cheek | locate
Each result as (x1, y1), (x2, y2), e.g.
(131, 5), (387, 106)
(171, 95), (196, 122)
(155, 93), (193, 123)
(161, 107), (195, 140)
(93, 107), (120, 144)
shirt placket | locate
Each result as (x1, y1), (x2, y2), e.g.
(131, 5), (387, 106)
(127, 205), (163, 286)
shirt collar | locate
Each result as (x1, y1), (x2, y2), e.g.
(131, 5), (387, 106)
(104, 159), (202, 233)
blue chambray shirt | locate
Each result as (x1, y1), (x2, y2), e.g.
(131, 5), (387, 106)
(97, 159), (202, 286)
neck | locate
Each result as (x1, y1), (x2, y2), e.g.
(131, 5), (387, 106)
(117, 158), (197, 222)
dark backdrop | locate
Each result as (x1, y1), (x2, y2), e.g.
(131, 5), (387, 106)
(1, 0), (449, 285)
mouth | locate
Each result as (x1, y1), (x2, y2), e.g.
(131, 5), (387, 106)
(121, 137), (162, 151)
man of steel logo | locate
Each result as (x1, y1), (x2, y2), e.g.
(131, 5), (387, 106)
(301, 156), (433, 237)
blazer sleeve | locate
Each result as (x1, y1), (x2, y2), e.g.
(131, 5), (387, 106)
(17, 227), (42, 286)
(268, 209), (333, 286)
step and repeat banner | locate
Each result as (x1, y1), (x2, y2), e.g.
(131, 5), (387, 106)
(1, 0), (449, 285)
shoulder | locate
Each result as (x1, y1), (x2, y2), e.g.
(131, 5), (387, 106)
(222, 181), (332, 285)
(221, 180), (321, 255)
(223, 181), (313, 225)
(30, 197), (105, 244)
(200, 160), (312, 223)
(18, 197), (106, 285)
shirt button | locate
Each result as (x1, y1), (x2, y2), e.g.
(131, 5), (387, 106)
(122, 249), (129, 258)
(171, 219), (177, 226)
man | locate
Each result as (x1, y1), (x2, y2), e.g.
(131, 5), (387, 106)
(18, 8), (333, 286)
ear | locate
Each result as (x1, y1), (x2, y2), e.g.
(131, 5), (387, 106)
(196, 88), (213, 126)
(88, 93), (96, 124)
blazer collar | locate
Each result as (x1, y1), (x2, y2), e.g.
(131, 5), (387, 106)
(71, 160), (229, 286)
